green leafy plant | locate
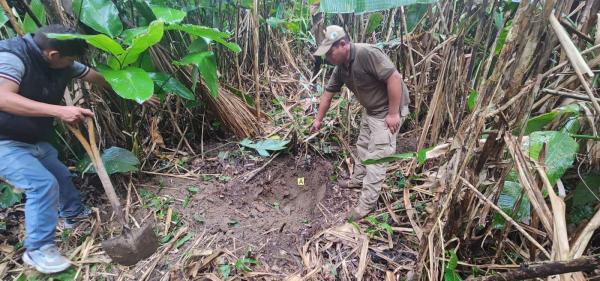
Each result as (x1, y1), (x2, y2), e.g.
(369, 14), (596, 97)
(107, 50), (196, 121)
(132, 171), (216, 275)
(183, 185), (201, 208)
(76, 146), (140, 174)
(218, 263), (231, 279)
(139, 188), (172, 221)
(365, 13), (383, 34)
(22, 0), (45, 33)
(149, 5), (187, 24)
(467, 90), (478, 112)
(235, 256), (258, 272)
(239, 138), (290, 157)
(17, 267), (77, 281)
(50, 2), (241, 104)
(60, 228), (72, 242)
(173, 51), (219, 97)
(150, 72), (195, 101)
(0, 183), (22, 208)
(495, 20), (513, 55)
(568, 175), (600, 224)
(492, 171), (530, 228)
(443, 250), (463, 281)
(523, 131), (578, 186)
(365, 213), (393, 237)
(73, 0), (123, 37)
(396, 171), (406, 188)
(522, 104), (580, 135)
(187, 186), (201, 194)
(175, 233), (193, 249)
(218, 175), (232, 183)
(494, 130), (579, 228)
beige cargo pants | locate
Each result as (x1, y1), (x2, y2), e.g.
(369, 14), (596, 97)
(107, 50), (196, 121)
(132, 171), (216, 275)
(349, 112), (404, 212)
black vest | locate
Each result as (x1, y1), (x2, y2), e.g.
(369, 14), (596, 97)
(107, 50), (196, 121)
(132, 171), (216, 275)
(0, 34), (72, 143)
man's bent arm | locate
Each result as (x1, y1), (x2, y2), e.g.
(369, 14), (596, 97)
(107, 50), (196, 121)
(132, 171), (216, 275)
(81, 68), (110, 89)
(0, 78), (63, 118)
(386, 71), (403, 116)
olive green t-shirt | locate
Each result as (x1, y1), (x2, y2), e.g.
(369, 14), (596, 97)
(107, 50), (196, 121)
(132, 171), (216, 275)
(325, 43), (410, 118)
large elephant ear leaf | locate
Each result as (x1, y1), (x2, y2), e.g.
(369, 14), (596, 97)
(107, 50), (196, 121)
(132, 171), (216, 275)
(524, 131), (578, 186)
(72, 0), (123, 37)
(149, 72), (195, 100)
(77, 147), (140, 174)
(22, 0), (45, 33)
(117, 20), (165, 68)
(167, 24), (241, 53)
(150, 5), (187, 24)
(98, 66), (154, 103)
(46, 33), (125, 57)
(174, 51), (219, 98)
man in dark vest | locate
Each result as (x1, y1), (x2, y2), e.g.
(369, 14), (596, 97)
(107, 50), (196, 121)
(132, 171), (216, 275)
(0, 25), (158, 273)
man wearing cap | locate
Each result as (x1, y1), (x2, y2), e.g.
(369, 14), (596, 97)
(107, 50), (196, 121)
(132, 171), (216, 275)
(310, 25), (410, 220)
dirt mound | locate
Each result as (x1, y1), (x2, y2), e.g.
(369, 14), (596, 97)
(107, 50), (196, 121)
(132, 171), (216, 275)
(149, 154), (356, 274)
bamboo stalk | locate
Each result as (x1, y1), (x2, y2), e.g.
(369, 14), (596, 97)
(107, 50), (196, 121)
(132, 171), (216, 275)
(549, 14), (594, 77)
(252, 0), (260, 118)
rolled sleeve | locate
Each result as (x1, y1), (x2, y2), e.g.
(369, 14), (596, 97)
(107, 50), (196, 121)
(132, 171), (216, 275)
(0, 52), (25, 85)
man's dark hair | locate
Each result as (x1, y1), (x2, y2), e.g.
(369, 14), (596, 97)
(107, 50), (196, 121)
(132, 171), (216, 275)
(33, 25), (88, 57)
(332, 35), (351, 48)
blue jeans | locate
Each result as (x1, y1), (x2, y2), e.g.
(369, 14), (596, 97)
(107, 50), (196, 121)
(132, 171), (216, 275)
(0, 140), (84, 250)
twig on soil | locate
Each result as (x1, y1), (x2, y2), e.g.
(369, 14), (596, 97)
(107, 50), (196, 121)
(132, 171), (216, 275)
(141, 170), (198, 180)
(242, 152), (281, 183)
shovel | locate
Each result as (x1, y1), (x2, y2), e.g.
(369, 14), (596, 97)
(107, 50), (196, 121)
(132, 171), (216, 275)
(68, 118), (158, 266)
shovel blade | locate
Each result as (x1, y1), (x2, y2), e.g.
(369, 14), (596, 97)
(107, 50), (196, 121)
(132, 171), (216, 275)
(102, 224), (159, 266)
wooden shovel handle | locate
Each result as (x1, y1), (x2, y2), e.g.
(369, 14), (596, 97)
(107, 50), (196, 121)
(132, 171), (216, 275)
(67, 119), (127, 226)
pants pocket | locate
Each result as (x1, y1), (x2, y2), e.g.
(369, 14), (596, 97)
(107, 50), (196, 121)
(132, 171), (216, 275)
(369, 131), (394, 159)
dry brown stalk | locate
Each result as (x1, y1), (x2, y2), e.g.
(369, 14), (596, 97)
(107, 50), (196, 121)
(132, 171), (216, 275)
(504, 134), (554, 237)
(466, 257), (599, 281)
(461, 177), (550, 258)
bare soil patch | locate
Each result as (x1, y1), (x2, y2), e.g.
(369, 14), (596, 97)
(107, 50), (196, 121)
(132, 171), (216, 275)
(141, 153), (358, 276)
